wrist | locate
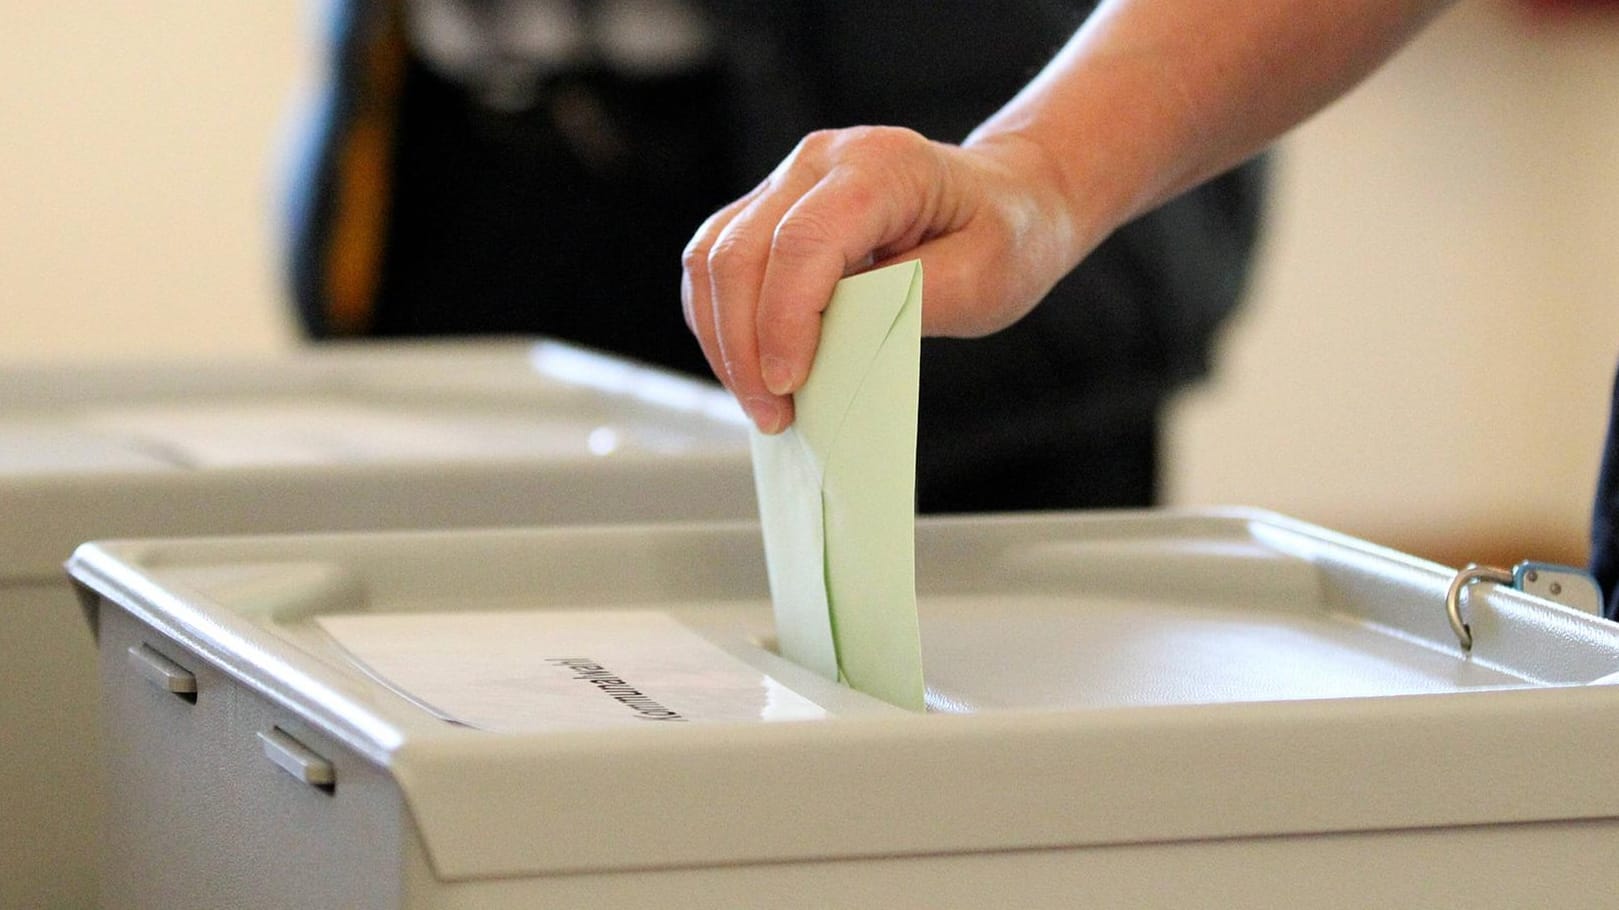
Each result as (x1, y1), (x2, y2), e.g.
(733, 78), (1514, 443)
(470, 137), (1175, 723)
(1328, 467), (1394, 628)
(961, 127), (1128, 274)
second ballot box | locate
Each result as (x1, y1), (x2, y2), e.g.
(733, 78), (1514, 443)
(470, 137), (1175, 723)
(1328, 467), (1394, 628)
(2, 340), (752, 909)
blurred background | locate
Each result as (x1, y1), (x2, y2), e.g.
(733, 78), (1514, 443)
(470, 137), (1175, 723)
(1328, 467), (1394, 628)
(3, 0), (1617, 567)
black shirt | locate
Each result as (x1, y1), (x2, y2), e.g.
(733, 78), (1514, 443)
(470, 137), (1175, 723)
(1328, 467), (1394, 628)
(291, 1), (1267, 513)
(1590, 364), (1619, 620)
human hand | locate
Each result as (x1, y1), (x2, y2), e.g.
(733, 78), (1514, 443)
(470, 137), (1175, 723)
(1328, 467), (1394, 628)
(681, 126), (1094, 434)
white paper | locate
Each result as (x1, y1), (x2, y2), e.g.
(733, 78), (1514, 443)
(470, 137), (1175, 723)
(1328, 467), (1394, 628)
(316, 610), (826, 731)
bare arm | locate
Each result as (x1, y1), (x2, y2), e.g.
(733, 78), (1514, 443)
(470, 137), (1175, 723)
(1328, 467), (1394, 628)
(682, 0), (1455, 433)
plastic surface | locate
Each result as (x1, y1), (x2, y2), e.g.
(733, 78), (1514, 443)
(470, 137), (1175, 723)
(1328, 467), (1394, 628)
(258, 728), (335, 788)
(1, 340), (751, 581)
(69, 510), (1619, 903)
(127, 643), (197, 696)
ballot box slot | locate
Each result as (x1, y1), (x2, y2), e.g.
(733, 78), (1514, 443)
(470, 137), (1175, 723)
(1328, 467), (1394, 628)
(127, 642), (197, 704)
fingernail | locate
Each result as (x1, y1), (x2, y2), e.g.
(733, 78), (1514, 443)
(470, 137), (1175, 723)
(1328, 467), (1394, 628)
(745, 396), (785, 434)
(761, 355), (794, 396)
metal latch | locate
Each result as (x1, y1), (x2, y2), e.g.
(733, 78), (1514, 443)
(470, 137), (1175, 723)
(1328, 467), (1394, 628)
(1511, 561), (1602, 615)
(1446, 561), (1602, 652)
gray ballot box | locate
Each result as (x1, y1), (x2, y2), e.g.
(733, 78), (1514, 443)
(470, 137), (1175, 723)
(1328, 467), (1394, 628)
(1, 341), (752, 910)
(68, 511), (1619, 910)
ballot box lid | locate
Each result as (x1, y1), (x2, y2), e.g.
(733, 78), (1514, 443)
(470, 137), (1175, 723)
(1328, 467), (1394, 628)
(0, 340), (751, 580)
(69, 510), (1619, 882)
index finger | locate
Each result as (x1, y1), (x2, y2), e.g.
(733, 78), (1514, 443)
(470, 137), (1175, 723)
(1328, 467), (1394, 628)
(702, 158), (828, 432)
(682, 193), (761, 394)
(756, 133), (945, 396)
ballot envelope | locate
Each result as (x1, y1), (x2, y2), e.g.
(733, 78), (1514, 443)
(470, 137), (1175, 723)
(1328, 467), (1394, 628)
(68, 510), (1619, 909)
(0, 340), (752, 910)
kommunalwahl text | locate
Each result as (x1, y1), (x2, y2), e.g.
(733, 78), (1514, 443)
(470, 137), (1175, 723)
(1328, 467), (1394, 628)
(546, 658), (687, 721)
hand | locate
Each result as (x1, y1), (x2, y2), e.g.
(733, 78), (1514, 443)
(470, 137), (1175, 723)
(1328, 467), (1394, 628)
(681, 126), (1093, 434)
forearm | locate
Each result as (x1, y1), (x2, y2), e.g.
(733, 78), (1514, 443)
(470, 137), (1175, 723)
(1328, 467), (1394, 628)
(968, 0), (1455, 258)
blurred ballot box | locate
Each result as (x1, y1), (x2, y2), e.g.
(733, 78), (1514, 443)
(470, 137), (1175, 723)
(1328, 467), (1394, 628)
(68, 511), (1619, 910)
(0, 340), (753, 910)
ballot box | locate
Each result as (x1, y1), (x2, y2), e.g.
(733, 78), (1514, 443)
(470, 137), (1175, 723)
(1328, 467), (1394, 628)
(0, 340), (751, 910)
(69, 510), (1619, 910)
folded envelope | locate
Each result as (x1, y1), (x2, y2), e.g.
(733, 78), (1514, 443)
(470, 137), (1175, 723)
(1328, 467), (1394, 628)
(750, 260), (925, 711)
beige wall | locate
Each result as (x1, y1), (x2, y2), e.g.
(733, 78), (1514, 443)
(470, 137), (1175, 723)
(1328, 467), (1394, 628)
(4, 2), (1618, 564)
(0, 2), (302, 362)
(1168, 2), (1619, 565)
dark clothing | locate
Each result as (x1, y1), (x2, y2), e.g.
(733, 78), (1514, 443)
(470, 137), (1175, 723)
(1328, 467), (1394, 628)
(1591, 365), (1619, 620)
(290, 1), (1268, 514)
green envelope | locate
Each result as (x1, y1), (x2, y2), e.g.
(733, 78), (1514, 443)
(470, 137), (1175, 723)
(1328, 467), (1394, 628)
(749, 260), (925, 711)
